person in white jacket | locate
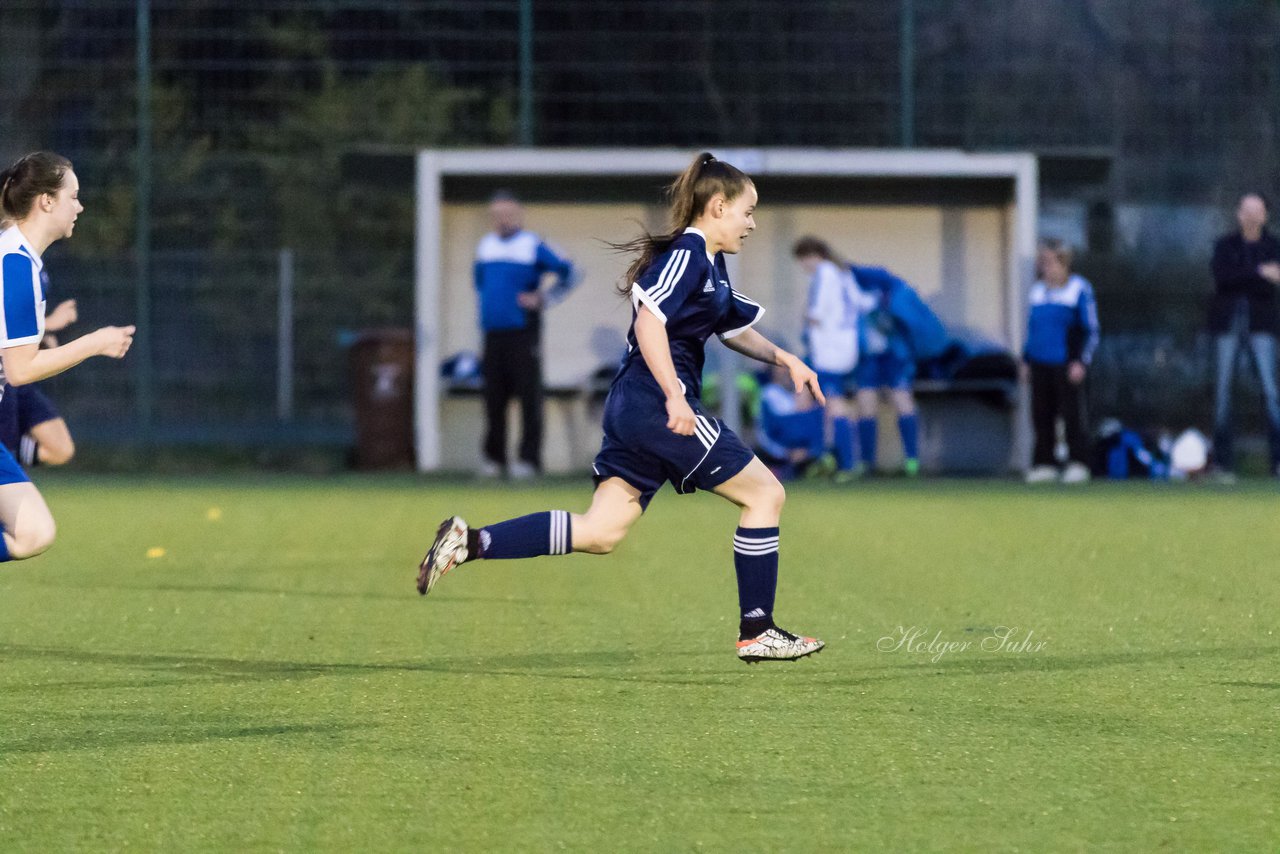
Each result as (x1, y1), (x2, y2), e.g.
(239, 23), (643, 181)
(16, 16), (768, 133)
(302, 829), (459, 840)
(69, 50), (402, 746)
(793, 237), (876, 480)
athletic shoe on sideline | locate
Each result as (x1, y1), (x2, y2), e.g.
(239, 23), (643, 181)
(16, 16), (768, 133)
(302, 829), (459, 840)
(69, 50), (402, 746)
(1060, 462), (1091, 484)
(903, 457), (921, 477)
(1024, 465), (1058, 484)
(834, 462), (868, 484)
(804, 453), (837, 480)
(736, 626), (825, 662)
(417, 516), (469, 596)
(509, 460), (537, 480)
(476, 460), (502, 479)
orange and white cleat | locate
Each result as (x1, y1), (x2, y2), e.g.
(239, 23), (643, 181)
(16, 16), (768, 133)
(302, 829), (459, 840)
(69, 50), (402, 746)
(736, 626), (825, 663)
(417, 516), (470, 596)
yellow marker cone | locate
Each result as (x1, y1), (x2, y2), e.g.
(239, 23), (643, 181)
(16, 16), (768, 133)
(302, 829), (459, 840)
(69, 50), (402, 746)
(146, 547), (166, 559)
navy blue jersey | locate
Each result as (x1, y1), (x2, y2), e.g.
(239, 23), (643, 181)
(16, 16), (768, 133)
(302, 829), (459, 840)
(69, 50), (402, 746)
(616, 228), (764, 399)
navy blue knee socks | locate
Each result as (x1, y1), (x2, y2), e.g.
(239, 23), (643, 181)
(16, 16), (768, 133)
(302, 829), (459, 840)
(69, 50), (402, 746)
(734, 526), (779, 637)
(473, 510), (572, 559)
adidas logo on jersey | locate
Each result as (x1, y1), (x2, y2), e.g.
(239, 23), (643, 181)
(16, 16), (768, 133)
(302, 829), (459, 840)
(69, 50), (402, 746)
(703, 279), (715, 293)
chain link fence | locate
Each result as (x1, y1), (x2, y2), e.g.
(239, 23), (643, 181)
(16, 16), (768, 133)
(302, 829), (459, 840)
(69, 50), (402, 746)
(2, 0), (1279, 452)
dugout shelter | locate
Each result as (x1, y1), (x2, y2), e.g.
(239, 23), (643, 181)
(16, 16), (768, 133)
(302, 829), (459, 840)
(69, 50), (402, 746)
(415, 148), (1038, 474)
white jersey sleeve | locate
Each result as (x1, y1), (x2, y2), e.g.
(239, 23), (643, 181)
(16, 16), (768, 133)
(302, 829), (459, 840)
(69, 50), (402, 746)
(716, 287), (766, 340)
(0, 246), (46, 349)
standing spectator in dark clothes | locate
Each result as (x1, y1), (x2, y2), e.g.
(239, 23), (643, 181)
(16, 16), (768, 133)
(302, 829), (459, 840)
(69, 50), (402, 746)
(473, 191), (577, 479)
(1209, 192), (1280, 479)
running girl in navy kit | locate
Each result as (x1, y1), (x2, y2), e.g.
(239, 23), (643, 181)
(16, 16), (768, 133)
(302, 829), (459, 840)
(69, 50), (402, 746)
(418, 152), (826, 662)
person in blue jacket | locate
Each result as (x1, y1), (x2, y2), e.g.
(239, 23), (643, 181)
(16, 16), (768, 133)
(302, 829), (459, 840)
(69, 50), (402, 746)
(474, 191), (577, 479)
(1022, 238), (1100, 484)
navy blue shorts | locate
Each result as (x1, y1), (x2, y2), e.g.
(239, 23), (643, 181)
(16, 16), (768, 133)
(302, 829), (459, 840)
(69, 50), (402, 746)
(0, 384), (59, 460)
(18, 385), (59, 433)
(592, 377), (755, 510)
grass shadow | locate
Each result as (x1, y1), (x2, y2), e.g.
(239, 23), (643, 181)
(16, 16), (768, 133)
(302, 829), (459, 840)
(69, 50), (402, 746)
(0, 720), (370, 755)
(6, 642), (1276, 694)
(0, 643), (651, 689)
(2, 577), (547, 605)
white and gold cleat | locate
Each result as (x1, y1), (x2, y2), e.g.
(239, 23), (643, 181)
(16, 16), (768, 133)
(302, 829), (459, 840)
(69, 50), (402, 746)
(417, 516), (469, 596)
(736, 626), (825, 663)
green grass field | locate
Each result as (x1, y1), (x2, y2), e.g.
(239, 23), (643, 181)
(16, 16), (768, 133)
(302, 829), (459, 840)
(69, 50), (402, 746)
(0, 474), (1277, 851)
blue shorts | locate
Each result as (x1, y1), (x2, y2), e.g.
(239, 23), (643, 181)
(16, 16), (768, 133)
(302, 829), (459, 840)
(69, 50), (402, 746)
(813, 369), (854, 398)
(0, 435), (29, 486)
(0, 384), (59, 460)
(593, 376), (755, 511)
(854, 352), (916, 391)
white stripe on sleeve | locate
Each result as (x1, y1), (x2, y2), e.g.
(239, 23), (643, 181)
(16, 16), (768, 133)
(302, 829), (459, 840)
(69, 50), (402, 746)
(647, 249), (690, 306)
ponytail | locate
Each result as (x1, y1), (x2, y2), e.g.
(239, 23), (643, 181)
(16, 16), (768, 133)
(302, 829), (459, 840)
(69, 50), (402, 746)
(612, 151), (754, 295)
(0, 166), (15, 222)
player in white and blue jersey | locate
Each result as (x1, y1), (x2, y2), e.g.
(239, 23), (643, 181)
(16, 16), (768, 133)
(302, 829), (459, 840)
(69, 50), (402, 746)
(1023, 238), (1100, 484)
(418, 153), (826, 663)
(0, 152), (135, 563)
(0, 255), (80, 468)
(793, 237), (876, 480)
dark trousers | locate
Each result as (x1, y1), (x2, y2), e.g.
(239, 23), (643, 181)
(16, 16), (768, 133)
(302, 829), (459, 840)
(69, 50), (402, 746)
(1029, 362), (1089, 466)
(482, 329), (543, 469)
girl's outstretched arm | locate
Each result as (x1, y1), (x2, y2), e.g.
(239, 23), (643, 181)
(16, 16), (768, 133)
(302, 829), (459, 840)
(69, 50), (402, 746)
(721, 328), (826, 407)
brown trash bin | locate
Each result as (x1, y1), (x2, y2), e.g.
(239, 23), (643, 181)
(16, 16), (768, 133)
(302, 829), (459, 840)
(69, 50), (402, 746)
(349, 328), (415, 469)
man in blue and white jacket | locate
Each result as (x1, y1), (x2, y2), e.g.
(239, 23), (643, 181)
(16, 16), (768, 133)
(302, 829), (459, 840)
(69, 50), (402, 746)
(1023, 238), (1100, 484)
(474, 191), (577, 478)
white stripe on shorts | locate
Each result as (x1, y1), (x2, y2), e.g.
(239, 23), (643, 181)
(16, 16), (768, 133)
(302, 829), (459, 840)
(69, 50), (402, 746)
(19, 435), (37, 467)
(679, 416), (725, 492)
(693, 414), (720, 450)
